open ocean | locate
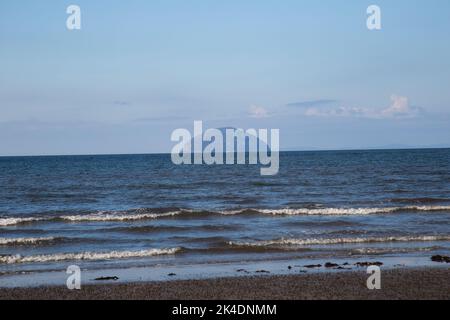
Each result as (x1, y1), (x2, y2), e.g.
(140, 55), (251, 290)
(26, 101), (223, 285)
(1, 149), (450, 286)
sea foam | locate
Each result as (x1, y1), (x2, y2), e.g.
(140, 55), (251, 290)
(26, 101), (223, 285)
(0, 247), (181, 264)
(255, 205), (450, 216)
(0, 217), (45, 227)
(228, 235), (450, 247)
(0, 237), (57, 245)
(1, 205), (449, 226)
(61, 211), (182, 222)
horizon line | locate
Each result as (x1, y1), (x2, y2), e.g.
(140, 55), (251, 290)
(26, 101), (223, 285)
(1, 146), (449, 158)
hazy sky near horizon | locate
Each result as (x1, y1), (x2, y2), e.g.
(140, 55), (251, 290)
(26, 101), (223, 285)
(1, 0), (450, 155)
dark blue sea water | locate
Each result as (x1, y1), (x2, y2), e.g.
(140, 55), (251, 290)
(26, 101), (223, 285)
(1, 149), (450, 285)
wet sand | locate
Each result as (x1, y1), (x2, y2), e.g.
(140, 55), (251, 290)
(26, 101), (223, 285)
(0, 268), (449, 300)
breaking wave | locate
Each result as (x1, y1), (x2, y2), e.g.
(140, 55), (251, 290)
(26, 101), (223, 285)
(0, 237), (58, 246)
(0, 217), (45, 227)
(0, 247), (181, 264)
(1, 205), (450, 226)
(228, 235), (450, 248)
(61, 211), (182, 222)
(256, 206), (450, 216)
(0, 211), (185, 226)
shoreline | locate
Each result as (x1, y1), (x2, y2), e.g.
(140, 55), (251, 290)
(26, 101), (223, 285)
(1, 267), (449, 300)
(0, 255), (445, 288)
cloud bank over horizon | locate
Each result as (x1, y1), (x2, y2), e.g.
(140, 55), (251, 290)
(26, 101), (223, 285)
(297, 95), (423, 119)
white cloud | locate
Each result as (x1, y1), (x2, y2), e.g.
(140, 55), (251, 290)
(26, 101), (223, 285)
(381, 95), (411, 117)
(302, 95), (421, 119)
(248, 105), (269, 118)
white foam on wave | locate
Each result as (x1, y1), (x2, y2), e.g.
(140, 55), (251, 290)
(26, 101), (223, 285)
(258, 207), (398, 215)
(0, 237), (56, 245)
(0, 217), (45, 226)
(0, 247), (181, 264)
(228, 235), (450, 247)
(411, 205), (450, 211)
(1, 205), (449, 226)
(0, 211), (184, 226)
(61, 211), (182, 222)
(255, 205), (450, 216)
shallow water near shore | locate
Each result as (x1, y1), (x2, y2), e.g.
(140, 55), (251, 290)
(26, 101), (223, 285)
(1, 149), (450, 287)
(0, 255), (447, 288)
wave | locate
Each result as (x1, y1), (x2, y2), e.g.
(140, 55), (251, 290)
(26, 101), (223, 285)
(61, 211), (182, 222)
(0, 211), (184, 226)
(228, 235), (450, 248)
(255, 205), (450, 216)
(0, 247), (181, 264)
(0, 237), (58, 246)
(0, 217), (45, 227)
(1, 205), (450, 226)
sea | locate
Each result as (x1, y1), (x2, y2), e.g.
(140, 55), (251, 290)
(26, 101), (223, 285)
(1, 149), (449, 287)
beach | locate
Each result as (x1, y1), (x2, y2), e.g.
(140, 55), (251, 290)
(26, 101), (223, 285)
(2, 0), (450, 305)
(1, 268), (449, 300)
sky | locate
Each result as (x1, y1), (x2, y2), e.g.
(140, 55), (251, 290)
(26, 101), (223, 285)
(1, 0), (450, 156)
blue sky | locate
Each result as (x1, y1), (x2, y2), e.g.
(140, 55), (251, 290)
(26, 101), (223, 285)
(1, 0), (450, 155)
